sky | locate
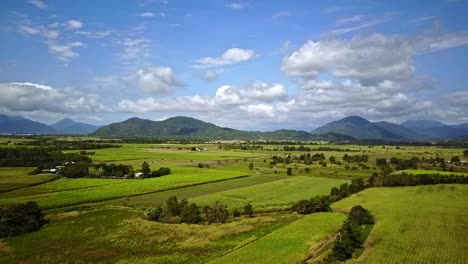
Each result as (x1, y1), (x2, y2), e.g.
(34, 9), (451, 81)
(0, 0), (467, 131)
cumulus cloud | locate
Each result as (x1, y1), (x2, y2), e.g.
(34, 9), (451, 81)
(282, 33), (415, 84)
(195, 48), (256, 68)
(240, 81), (288, 102)
(0, 82), (105, 115)
(64, 20), (83, 30)
(118, 80), (288, 113)
(27, 0), (47, 9)
(137, 67), (184, 94)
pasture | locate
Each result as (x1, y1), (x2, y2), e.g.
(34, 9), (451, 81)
(211, 212), (346, 264)
(332, 184), (468, 264)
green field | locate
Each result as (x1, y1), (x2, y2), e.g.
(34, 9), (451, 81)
(0, 209), (299, 263)
(211, 212), (346, 264)
(0, 168), (246, 209)
(396, 169), (468, 176)
(332, 184), (468, 264)
(191, 176), (347, 211)
(0, 168), (57, 193)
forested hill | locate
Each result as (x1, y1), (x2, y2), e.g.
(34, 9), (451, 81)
(90, 116), (354, 141)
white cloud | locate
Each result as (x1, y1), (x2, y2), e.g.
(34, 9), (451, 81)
(226, 2), (251, 9)
(448, 91), (468, 106)
(282, 33), (415, 84)
(137, 66), (183, 94)
(64, 20), (83, 30)
(27, 0), (47, 9)
(0, 82), (105, 115)
(240, 104), (275, 118)
(47, 41), (85, 62)
(335, 15), (362, 26)
(330, 19), (386, 35)
(139, 12), (155, 17)
(203, 70), (217, 81)
(138, 12), (165, 17)
(195, 48), (256, 68)
(76, 30), (112, 38)
(240, 81), (288, 102)
(118, 38), (151, 63)
(18, 25), (59, 39)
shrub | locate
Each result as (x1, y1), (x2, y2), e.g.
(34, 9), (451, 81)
(205, 202), (229, 224)
(0, 201), (47, 238)
(243, 203), (254, 218)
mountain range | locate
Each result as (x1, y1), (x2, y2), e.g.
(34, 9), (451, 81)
(1, 113), (467, 141)
(90, 116), (353, 141)
(311, 116), (468, 140)
(0, 114), (100, 135)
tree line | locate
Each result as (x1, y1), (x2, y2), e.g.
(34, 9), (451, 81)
(144, 196), (253, 224)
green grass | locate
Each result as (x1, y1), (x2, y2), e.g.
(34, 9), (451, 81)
(0, 167), (57, 193)
(211, 212), (346, 264)
(191, 176), (348, 212)
(332, 184), (468, 264)
(396, 169), (468, 176)
(0, 168), (246, 209)
(101, 174), (288, 208)
(0, 209), (299, 263)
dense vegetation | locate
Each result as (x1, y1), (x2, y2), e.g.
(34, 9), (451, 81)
(0, 201), (47, 238)
(327, 205), (374, 262)
(0, 147), (91, 168)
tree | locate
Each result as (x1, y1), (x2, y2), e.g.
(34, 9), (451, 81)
(451, 156), (461, 163)
(165, 196), (181, 216)
(376, 158), (387, 166)
(349, 205), (374, 225)
(329, 156), (336, 164)
(144, 207), (164, 221)
(243, 203), (254, 217)
(180, 203), (202, 224)
(248, 163), (254, 170)
(232, 209), (241, 217)
(287, 167), (292, 176)
(59, 164), (89, 178)
(205, 202), (229, 224)
(141, 161), (151, 177)
(464, 150), (468, 157)
(0, 201), (47, 238)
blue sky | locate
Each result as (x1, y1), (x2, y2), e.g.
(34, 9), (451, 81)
(0, 0), (467, 131)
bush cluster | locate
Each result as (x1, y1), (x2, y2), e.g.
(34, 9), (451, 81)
(0, 201), (47, 238)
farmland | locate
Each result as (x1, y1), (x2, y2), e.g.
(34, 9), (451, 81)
(0, 138), (466, 263)
(211, 212), (347, 264)
(333, 184), (468, 264)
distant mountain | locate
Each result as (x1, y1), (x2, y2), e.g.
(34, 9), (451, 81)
(312, 117), (468, 140)
(0, 114), (56, 134)
(400, 119), (468, 139)
(373, 121), (419, 139)
(50, 118), (100, 134)
(311, 116), (402, 140)
(90, 116), (354, 141)
(401, 120), (446, 129)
